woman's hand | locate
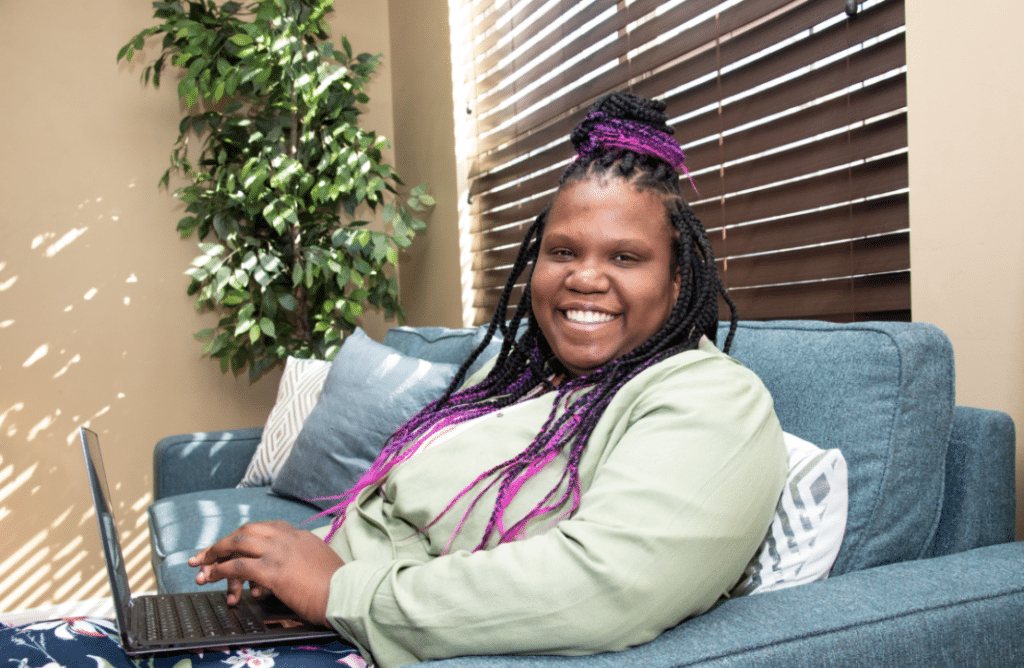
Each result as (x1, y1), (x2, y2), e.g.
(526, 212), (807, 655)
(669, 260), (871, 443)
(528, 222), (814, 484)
(188, 520), (344, 626)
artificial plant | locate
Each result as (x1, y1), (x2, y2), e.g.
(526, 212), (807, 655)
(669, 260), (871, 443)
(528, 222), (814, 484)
(118, 0), (432, 380)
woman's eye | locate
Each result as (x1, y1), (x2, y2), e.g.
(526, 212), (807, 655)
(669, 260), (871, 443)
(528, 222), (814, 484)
(613, 253), (639, 263)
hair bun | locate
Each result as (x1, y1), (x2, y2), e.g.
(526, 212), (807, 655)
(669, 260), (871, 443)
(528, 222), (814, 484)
(571, 92), (674, 155)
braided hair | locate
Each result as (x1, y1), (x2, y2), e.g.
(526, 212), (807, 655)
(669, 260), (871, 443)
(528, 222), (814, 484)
(321, 92), (737, 550)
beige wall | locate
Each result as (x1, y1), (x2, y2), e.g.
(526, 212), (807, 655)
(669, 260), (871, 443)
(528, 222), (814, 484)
(905, 1), (1024, 537)
(387, 0), (464, 328)
(0, 0), (394, 612)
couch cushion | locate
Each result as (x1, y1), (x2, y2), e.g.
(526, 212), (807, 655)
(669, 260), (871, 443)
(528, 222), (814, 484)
(271, 328), (460, 509)
(416, 542), (1024, 668)
(148, 487), (331, 562)
(716, 320), (954, 576)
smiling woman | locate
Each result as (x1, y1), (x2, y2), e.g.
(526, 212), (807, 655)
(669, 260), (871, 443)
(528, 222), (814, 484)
(532, 177), (681, 378)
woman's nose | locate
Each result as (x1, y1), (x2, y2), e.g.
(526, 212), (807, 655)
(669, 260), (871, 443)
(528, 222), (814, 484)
(565, 265), (608, 293)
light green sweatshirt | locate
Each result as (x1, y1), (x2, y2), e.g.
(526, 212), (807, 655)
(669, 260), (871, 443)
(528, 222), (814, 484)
(319, 339), (787, 668)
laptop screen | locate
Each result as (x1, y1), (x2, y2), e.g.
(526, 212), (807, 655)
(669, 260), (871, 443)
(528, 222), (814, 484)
(79, 427), (133, 635)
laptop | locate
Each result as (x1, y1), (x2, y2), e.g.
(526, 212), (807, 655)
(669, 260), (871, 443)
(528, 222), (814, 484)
(78, 427), (338, 656)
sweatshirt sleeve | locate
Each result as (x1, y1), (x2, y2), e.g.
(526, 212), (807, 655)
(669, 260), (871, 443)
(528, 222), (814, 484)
(324, 353), (787, 668)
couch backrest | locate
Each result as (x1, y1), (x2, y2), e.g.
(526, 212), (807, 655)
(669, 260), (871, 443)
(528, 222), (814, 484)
(715, 320), (955, 576)
(385, 321), (958, 577)
(383, 326), (503, 377)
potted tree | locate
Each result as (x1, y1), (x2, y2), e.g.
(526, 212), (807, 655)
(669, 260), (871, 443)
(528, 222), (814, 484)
(118, 0), (432, 380)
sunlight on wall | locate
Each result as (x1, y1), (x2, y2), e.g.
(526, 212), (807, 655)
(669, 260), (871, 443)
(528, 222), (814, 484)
(22, 345), (48, 368)
(34, 227), (89, 258)
(0, 200), (161, 612)
(448, 0), (479, 327)
(0, 471), (156, 611)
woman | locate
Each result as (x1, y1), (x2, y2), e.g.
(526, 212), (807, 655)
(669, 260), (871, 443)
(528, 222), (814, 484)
(190, 92), (788, 667)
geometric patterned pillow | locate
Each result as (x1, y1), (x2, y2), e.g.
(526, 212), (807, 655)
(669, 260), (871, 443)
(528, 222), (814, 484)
(237, 356), (332, 487)
(732, 432), (849, 596)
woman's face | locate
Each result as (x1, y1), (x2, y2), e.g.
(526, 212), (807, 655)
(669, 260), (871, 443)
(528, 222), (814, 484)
(531, 176), (680, 378)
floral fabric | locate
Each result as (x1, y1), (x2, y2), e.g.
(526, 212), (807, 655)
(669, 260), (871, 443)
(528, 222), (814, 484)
(0, 617), (367, 668)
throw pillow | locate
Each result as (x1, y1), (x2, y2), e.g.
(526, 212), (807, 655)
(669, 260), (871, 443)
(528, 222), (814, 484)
(271, 328), (459, 509)
(732, 432), (849, 596)
(382, 324), (505, 378)
(237, 356), (331, 487)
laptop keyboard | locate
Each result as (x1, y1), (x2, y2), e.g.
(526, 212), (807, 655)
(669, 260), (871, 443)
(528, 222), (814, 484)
(140, 592), (264, 641)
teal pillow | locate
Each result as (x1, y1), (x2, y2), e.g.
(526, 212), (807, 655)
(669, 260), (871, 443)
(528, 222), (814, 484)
(382, 324), (504, 378)
(271, 328), (459, 509)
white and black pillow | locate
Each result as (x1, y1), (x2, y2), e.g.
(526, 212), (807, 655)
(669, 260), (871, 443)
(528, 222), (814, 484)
(733, 432), (848, 596)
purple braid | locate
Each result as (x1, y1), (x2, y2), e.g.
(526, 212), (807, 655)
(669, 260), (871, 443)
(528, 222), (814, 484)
(573, 110), (699, 195)
(317, 346), (546, 542)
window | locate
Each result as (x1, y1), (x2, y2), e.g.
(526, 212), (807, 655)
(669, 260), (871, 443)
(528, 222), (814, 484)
(451, 0), (908, 325)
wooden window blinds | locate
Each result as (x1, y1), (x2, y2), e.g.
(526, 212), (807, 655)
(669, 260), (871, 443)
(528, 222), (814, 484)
(453, 0), (908, 326)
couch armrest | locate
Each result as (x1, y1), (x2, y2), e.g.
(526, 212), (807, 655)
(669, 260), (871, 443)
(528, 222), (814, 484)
(928, 405), (1017, 557)
(153, 428), (263, 500)
(417, 542), (1024, 668)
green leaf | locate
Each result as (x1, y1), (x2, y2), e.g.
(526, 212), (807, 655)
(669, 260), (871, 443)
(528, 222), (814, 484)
(353, 258), (372, 275)
(253, 266), (271, 286)
(187, 57), (209, 79)
(259, 317), (276, 338)
(229, 33), (253, 46)
(193, 328), (215, 340)
(262, 290), (278, 318)
(335, 267), (350, 290)
(382, 202), (396, 226)
(370, 234), (388, 262)
(263, 199), (298, 234)
(278, 293), (298, 311)
(259, 252), (282, 273)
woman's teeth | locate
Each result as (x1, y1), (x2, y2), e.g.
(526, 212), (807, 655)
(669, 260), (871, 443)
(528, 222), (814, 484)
(564, 310), (615, 324)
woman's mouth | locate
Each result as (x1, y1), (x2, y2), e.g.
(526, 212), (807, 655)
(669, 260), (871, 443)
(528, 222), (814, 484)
(563, 309), (616, 324)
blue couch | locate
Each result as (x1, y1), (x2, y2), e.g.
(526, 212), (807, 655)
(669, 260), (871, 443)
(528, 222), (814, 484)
(148, 320), (1023, 666)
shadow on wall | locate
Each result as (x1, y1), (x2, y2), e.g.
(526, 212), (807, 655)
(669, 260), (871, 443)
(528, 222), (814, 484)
(0, 190), (165, 611)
